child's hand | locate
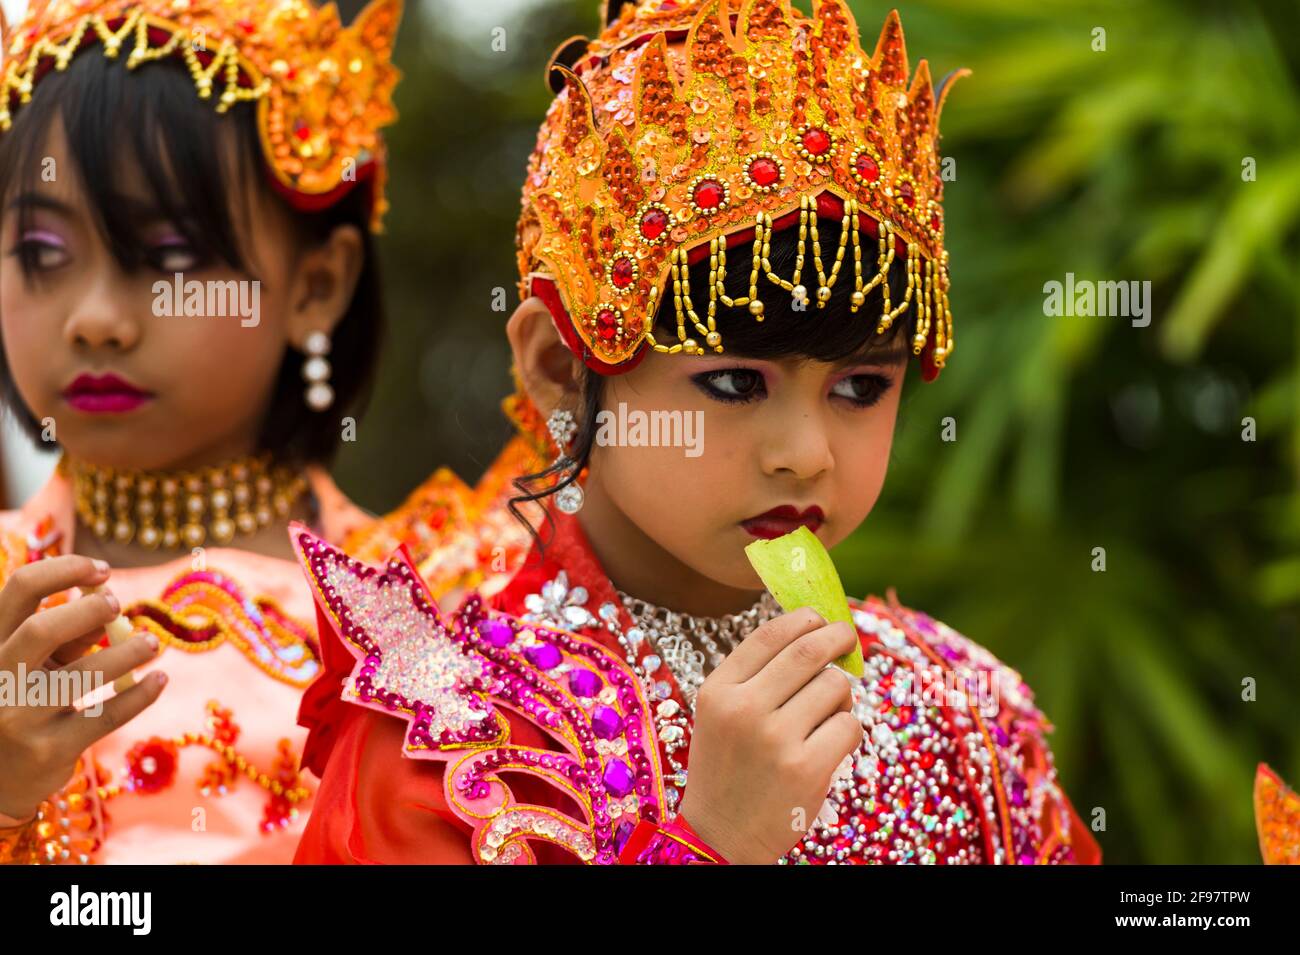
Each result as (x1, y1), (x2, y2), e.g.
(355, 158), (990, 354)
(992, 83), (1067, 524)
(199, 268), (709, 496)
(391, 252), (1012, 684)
(0, 556), (165, 822)
(678, 607), (862, 864)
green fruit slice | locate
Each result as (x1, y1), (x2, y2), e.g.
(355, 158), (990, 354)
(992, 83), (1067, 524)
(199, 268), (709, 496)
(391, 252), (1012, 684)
(745, 525), (864, 678)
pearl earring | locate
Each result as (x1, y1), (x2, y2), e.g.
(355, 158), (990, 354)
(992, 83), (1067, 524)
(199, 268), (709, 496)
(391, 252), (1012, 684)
(547, 407), (584, 515)
(303, 330), (333, 411)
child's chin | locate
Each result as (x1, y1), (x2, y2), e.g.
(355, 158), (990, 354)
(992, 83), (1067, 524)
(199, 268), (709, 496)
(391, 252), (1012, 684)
(698, 557), (767, 594)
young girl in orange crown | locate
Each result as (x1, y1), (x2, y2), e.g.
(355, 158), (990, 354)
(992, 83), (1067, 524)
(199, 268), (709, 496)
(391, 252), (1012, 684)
(289, 0), (1103, 865)
(0, 0), (402, 863)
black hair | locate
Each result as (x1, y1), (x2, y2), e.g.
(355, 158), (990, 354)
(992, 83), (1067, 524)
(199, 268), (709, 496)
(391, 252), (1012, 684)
(508, 210), (919, 546)
(0, 48), (384, 466)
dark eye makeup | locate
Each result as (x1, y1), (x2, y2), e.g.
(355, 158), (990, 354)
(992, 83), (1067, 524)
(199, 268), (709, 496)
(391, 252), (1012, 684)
(7, 229), (69, 272)
(829, 372), (894, 407)
(5, 228), (206, 274)
(690, 366), (895, 408)
(691, 367), (767, 404)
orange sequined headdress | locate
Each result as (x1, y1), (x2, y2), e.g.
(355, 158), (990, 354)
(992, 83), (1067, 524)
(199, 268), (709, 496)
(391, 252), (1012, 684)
(0, 0), (402, 233)
(516, 0), (966, 382)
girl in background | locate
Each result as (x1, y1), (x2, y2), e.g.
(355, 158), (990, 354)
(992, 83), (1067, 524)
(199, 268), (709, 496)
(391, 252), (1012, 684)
(0, 0), (401, 863)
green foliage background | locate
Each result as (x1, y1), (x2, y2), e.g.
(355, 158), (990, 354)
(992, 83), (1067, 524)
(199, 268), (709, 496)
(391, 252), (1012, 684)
(332, 0), (1299, 863)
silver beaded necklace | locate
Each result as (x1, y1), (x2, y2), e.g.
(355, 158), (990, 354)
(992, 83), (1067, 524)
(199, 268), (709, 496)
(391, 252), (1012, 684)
(615, 588), (782, 711)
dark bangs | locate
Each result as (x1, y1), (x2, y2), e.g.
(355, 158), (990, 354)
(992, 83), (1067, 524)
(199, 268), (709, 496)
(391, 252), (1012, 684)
(0, 51), (260, 280)
(650, 212), (918, 367)
(0, 49), (385, 465)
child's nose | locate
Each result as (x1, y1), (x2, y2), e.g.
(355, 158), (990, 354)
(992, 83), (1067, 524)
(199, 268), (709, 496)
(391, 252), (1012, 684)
(760, 411), (834, 480)
(63, 282), (140, 351)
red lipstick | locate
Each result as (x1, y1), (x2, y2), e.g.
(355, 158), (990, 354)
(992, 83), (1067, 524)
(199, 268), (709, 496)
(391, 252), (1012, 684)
(741, 504), (825, 540)
(62, 373), (154, 414)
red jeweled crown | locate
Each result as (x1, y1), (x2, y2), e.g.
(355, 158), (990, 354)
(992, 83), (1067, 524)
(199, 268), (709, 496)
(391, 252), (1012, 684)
(516, 0), (966, 380)
(0, 0), (402, 233)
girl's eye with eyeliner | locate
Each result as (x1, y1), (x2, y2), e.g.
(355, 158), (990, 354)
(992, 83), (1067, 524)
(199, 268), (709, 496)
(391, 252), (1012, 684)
(691, 368), (767, 403)
(11, 234), (69, 271)
(149, 241), (199, 273)
(831, 373), (892, 407)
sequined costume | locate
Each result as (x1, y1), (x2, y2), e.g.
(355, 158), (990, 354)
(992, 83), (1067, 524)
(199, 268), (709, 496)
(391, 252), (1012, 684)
(1255, 763), (1300, 865)
(339, 434), (545, 604)
(0, 467), (370, 864)
(290, 512), (1100, 865)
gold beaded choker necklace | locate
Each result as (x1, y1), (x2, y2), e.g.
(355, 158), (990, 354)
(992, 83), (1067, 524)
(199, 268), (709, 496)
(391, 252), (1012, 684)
(63, 454), (309, 550)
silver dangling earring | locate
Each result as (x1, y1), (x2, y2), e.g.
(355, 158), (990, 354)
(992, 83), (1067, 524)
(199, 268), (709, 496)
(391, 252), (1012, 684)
(547, 407), (584, 515)
(303, 330), (334, 411)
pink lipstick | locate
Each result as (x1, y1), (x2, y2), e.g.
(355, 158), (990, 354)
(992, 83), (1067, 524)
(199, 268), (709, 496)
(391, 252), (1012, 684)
(62, 373), (154, 414)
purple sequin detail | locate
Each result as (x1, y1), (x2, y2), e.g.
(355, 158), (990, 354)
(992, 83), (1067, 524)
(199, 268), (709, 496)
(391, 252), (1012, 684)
(614, 818), (635, 853)
(524, 642), (562, 670)
(591, 705), (623, 740)
(484, 618), (514, 647)
(603, 759), (634, 797)
(568, 668), (602, 698)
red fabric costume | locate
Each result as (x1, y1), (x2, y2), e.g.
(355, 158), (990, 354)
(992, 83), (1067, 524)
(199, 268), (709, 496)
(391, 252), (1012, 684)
(291, 511), (1100, 865)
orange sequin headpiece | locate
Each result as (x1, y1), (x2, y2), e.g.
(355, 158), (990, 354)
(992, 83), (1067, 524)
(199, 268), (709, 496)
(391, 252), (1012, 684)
(0, 0), (402, 233)
(516, 0), (966, 381)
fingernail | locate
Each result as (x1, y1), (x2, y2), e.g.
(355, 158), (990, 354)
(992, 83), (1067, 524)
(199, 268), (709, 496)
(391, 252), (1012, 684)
(144, 633), (159, 652)
(103, 590), (120, 614)
(92, 559), (110, 575)
(153, 672), (168, 688)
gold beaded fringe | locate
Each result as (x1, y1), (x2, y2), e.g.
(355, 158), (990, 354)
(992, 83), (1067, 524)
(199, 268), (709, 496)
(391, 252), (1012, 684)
(64, 454), (308, 550)
(642, 195), (953, 367)
(0, 10), (271, 131)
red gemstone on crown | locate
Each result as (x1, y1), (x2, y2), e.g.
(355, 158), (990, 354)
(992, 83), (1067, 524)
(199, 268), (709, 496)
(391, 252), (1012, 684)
(748, 157), (780, 187)
(930, 211), (941, 232)
(801, 128), (832, 155)
(640, 208), (669, 240)
(897, 181), (915, 207)
(693, 179), (725, 209)
(596, 308), (619, 341)
(611, 258), (635, 288)
(855, 153), (880, 183)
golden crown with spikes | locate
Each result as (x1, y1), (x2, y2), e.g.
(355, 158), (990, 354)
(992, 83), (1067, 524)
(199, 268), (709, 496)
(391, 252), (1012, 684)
(0, 0), (402, 232)
(516, 0), (967, 380)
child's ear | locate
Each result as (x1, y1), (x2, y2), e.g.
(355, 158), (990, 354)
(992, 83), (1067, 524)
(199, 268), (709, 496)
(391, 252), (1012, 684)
(506, 296), (584, 414)
(286, 223), (364, 348)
